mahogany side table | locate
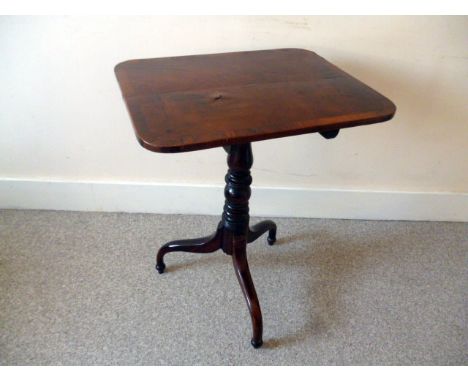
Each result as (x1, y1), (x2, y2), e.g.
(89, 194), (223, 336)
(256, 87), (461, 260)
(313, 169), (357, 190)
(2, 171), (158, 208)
(115, 48), (396, 348)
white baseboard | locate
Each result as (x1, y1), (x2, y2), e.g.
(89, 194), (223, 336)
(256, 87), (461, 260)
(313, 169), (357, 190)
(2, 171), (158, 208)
(0, 178), (467, 222)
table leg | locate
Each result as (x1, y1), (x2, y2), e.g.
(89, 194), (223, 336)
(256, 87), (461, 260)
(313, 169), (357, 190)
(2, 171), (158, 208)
(248, 220), (277, 245)
(231, 234), (263, 348)
(156, 222), (223, 274)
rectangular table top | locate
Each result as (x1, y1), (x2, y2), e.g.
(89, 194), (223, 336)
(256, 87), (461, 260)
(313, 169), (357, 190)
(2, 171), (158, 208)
(115, 48), (395, 153)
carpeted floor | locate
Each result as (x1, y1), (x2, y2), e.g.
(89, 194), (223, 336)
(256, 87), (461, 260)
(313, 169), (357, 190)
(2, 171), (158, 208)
(0, 209), (466, 365)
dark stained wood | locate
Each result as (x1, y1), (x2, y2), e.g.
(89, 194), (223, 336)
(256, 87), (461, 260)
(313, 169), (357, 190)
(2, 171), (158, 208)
(248, 220), (277, 245)
(117, 49), (396, 348)
(155, 143), (269, 347)
(155, 221), (224, 274)
(115, 48), (396, 153)
(231, 234), (263, 349)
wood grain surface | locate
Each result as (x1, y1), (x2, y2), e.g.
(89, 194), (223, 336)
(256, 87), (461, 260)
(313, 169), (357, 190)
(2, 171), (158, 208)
(115, 48), (396, 153)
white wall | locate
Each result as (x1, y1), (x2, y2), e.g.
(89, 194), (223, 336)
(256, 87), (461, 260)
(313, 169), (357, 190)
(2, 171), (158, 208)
(1, 16), (467, 220)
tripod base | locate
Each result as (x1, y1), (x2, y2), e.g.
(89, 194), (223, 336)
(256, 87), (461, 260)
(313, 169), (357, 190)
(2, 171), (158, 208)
(156, 220), (276, 273)
(156, 219), (276, 348)
(155, 143), (276, 348)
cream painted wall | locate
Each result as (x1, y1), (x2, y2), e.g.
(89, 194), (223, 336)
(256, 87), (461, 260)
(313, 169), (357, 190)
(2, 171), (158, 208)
(1, 16), (467, 193)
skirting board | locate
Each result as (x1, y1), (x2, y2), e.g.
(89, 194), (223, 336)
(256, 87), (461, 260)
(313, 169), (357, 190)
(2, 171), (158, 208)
(0, 179), (467, 222)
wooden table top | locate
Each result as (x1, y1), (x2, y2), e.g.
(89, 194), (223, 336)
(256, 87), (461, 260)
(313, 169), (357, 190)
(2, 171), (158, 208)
(115, 48), (396, 153)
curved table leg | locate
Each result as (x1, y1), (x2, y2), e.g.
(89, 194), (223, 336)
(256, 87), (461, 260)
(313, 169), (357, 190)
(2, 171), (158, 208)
(231, 235), (263, 348)
(248, 220), (277, 245)
(156, 223), (223, 273)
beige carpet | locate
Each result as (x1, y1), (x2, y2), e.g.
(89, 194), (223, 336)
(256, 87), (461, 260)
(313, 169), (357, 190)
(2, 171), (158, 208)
(0, 209), (466, 365)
